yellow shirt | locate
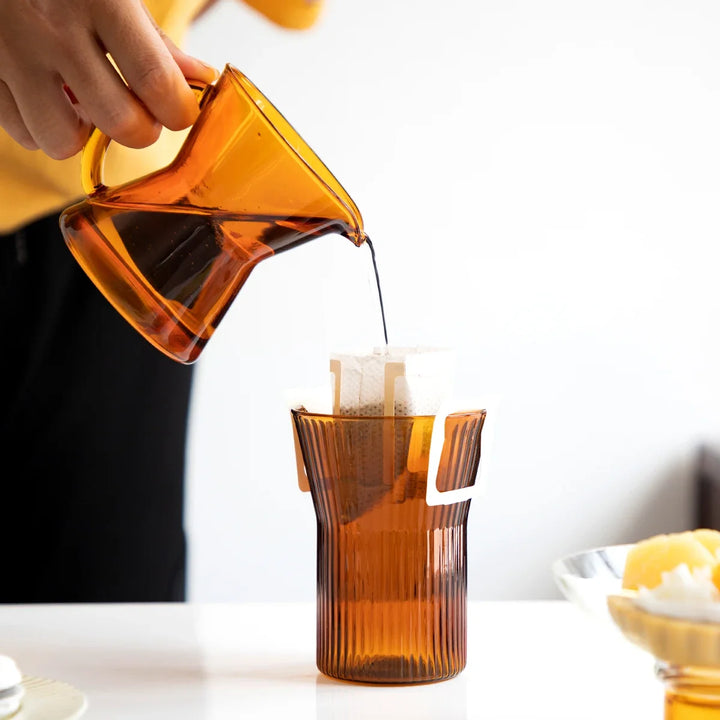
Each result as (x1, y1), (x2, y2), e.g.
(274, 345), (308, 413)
(0, 0), (322, 234)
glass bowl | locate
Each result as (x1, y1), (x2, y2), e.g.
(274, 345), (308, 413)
(552, 543), (630, 622)
(553, 543), (720, 719)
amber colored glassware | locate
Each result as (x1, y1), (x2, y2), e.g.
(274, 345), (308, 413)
(59, 64), (366, 364)
(659, 665), (720, 720)
(555, 546), (720, 720)
(610, 592), (720, 720)
(291, 410), (486, 684)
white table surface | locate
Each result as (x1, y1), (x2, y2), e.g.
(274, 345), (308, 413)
(0, 601), (663, 719)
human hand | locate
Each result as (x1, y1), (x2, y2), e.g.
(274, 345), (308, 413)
(0, 0), (218, 159)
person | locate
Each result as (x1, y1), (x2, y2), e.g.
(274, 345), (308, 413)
(0, 0), (323, 603)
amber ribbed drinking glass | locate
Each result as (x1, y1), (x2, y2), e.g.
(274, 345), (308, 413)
(291, 410), (485, 684)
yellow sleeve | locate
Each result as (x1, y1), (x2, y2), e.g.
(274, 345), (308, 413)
(241, 0), (323, 29)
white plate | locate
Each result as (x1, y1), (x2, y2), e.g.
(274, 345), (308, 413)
(12, 676), (87, 720)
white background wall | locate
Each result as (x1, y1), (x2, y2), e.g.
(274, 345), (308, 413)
(182, 0), (720, 602)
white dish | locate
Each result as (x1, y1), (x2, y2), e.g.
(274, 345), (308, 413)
(12, 676), (87, 720)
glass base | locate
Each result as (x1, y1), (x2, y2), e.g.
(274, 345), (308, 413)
(657, 662), (720, 719)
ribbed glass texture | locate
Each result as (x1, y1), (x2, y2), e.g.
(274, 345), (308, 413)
(292, 411), (485, 684)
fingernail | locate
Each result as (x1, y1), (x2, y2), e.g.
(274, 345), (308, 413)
(197, 60), (221, 81)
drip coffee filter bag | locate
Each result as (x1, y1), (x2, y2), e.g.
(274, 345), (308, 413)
(328, 346), (454, 417)
(332, 347), (454, 516)
(290, 347), (492, 512)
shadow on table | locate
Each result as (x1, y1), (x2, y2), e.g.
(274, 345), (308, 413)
(200, 660), (318, 684)
(315, 673), (468, 720)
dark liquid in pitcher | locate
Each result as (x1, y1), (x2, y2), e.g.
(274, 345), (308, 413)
(61, 199), (356, 363)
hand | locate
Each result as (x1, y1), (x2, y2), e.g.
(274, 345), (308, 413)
(0, 0), (218, 159)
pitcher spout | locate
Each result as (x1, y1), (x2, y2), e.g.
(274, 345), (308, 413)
(344, 227), (369, 247)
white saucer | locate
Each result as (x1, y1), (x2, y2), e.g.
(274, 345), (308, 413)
(12, 676), (87, 720)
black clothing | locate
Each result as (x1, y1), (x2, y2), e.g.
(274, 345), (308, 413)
(0, 212), (194, 602)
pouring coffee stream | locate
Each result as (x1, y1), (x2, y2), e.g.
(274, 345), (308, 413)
(366, 237), (389, 346)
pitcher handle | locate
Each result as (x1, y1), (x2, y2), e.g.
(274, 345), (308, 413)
(80, 79), (217, 195)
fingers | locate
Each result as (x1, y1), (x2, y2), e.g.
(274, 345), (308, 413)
(0, 80), (37, 151)
(0, 0), (218, 158)
(161, 43), (220, 86)
(93, 0), (200, 132)
(10, 75), (91, 160)
(60, 40), (162, 150)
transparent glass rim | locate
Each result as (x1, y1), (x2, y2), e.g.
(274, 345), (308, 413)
(290, 408), (486, 421)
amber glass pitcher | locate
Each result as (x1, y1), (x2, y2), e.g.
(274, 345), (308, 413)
(59, 64), (367, 364)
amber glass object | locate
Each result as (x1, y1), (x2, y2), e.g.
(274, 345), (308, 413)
(292, 410), (486, 684)
(59, 65), (366, 364)
(660, 666), (720, 720)
(609, 593), (720, 720)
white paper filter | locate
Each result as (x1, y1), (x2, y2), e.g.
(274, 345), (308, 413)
(290, 346), (492, 506)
